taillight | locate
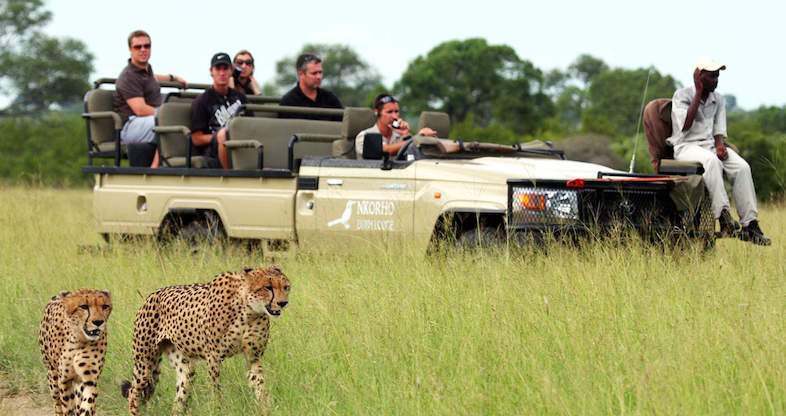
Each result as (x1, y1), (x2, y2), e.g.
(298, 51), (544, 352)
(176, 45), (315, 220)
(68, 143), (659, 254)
(566, 179), (585, 189)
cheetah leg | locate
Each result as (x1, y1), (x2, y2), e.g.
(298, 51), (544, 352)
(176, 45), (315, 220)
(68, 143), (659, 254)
(57, 363), (78, 416)
(167, 348), (195, 416)
(247, 359), (268, 404)
(46, 367), (66, 416)
(128, 347), (161, 416)
(206, 354), (224, 401)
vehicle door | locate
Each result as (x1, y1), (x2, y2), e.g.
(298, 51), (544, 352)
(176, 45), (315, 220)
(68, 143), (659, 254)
(311, 159), (416, 247)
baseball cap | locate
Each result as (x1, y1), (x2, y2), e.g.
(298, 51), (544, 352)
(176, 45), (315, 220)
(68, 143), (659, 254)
(695, 57), (726, 72)
(211, 52), (232, 67)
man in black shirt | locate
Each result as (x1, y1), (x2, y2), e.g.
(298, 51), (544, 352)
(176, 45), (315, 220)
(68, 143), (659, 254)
(279, 53), (343, 121)
(191, 52), (247, 169)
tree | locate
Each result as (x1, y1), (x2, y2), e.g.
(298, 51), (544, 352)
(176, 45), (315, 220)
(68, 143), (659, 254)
(273, 43), (383, 107)
(569, 54), (609, 85)
(582, 67), (677, 137)
(0, 0), (93, 114)
(395, 38), (552, 135)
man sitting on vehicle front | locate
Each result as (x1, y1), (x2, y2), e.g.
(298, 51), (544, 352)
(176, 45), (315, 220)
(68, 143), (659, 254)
(190, 52), (248, 169)
(355, 94), (437, 159)
(668, 57), (770, 245)
(279, 53), (343, 121)
(113, 30), (186, 167)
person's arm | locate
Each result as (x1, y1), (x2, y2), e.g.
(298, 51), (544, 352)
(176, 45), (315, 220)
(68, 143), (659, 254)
(155, 73), (187, 86)
(384, 140), (410, 156)
(249, 76), (261, 95)
(682, 68), (704, 132)
(125, 97), (156, 116)
(190, 98), (212, 146)
(713, 94), (728, 160)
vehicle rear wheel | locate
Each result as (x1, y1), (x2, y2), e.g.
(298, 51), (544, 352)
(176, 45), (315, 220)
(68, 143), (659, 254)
(160, 211), (226, 246)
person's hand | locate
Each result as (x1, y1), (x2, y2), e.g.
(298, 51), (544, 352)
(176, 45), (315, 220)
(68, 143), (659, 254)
(173, 75), (187, 88)
(392, 119), (411, 137)
(418, 127), (437, 137)
(715, 141), (728, 161)
(693, 68), (704, 94)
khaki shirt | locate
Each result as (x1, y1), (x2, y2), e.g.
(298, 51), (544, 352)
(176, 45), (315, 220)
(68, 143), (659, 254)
(667, 86), (727, 148)
(355, 124), (405, 159)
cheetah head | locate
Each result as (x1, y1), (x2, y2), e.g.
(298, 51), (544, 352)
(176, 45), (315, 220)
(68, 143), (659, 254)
(244, 266), (290, 318)
(61, 289), (112, 342)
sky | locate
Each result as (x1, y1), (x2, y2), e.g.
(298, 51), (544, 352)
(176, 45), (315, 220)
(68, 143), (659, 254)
(37, 0), (786, 110)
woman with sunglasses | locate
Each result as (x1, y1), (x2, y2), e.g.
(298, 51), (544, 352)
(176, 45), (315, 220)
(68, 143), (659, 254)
(229, 50), (261, 95)
(355, 94), (437, 159)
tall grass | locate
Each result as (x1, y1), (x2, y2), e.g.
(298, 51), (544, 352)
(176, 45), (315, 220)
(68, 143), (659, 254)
(1, 186), (784, 415)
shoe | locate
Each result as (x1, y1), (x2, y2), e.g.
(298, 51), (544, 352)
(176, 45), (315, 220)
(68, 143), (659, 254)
(718, 209), (741, 238)
(739, 220), (771, 246)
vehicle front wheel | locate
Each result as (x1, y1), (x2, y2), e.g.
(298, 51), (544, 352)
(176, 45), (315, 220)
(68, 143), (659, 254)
(457, 226), (506, 249)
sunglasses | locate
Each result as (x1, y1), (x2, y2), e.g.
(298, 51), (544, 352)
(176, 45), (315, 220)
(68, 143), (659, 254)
(235, 59), (254, 66)
(132, 43), (151, 50)
(377, 95), (397, 105)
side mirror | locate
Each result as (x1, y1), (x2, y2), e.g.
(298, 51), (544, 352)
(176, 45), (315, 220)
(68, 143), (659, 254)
(362, 133), (384, 160)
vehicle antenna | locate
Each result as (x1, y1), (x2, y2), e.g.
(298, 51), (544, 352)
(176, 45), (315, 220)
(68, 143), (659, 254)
(629, 66), (654, 173)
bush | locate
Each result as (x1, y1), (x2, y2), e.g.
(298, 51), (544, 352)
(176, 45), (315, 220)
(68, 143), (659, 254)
(0, 112), (88, 187)
(557, 134), (626, 170)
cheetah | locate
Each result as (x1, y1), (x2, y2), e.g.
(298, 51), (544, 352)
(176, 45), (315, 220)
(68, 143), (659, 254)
(38, 289), (112, 416)
(121, 265), (291, 415)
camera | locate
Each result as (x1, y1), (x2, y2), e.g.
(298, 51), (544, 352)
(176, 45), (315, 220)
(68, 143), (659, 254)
(391, 119), (401, 129)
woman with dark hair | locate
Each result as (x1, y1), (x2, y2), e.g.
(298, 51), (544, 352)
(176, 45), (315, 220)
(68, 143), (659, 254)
(354, 94), (437, 158)
(229, 50), (261, 95)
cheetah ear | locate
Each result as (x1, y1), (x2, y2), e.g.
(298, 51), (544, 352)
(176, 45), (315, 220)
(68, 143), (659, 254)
(267, 265), (283, 274)
(100, 290), (111, 299)
(54, 291), (70, 300)
(243, 267), (254, 274)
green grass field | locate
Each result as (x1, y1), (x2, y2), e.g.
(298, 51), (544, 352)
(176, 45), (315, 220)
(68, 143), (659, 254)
(1, 186), (784, 415)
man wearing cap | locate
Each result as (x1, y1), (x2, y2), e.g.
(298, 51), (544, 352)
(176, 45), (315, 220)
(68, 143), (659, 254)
(668, 57), (770, 245)
(114, 30), (186, 167)
(190, 52), (248, 169)
(279, 53), (343, 121)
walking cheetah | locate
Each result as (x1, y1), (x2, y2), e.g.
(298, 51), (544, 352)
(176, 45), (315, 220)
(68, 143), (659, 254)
(38, 289), (112, 416)
(121, 265), (290, 415)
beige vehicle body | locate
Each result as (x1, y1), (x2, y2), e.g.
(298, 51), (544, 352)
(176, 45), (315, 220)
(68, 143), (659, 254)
(83, 80), (714, 252)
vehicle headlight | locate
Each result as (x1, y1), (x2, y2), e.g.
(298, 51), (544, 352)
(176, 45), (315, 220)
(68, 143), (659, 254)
(511, 187), (579, 225)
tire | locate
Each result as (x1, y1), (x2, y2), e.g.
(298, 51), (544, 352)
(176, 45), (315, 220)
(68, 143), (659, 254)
(457, 226), (505, 249)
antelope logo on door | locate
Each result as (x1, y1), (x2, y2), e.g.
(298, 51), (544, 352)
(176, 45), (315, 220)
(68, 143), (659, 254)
(328, 200), (396, 231)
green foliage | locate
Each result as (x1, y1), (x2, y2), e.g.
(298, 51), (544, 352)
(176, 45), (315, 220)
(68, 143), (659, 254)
(2, 189), (786, 414)
(273, 43), (383, 107)
(1, 34), (93, 113)
(568, 53), (609, 85)
(395, 38), (553, 135)
(0, 113), (88, 186)
(727, 109), (786, 200)
(0, 0), (51, 49)
(582, 68), (677, 137)
(557, 134), (626, 170)
(0, 0), (93, 114)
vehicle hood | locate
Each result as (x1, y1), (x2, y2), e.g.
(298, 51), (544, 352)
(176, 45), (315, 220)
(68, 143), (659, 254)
(415, 157), (622, 184)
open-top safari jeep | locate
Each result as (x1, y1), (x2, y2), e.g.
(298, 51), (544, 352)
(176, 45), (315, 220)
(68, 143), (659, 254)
(82, 80), (716, 252)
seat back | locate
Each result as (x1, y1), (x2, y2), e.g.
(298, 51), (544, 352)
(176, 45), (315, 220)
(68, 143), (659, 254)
(334, 107), (376, 158)
(156, 102), (193, 164)
(228, 117), (341, 169)
(84, 89), (118, 149)
(418, 111), (451, 138)
(642, 98), (673, 169)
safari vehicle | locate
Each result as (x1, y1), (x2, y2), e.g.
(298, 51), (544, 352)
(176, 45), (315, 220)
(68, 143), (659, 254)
(82, 79), (715, 253)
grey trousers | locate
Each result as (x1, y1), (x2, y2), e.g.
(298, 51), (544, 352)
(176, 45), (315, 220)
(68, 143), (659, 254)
(674, 142), (758, 226)
(121, 115), (156, 144)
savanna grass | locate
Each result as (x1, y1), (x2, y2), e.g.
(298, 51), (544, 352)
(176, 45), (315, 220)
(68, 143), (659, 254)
(0, 186), (784, 415)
